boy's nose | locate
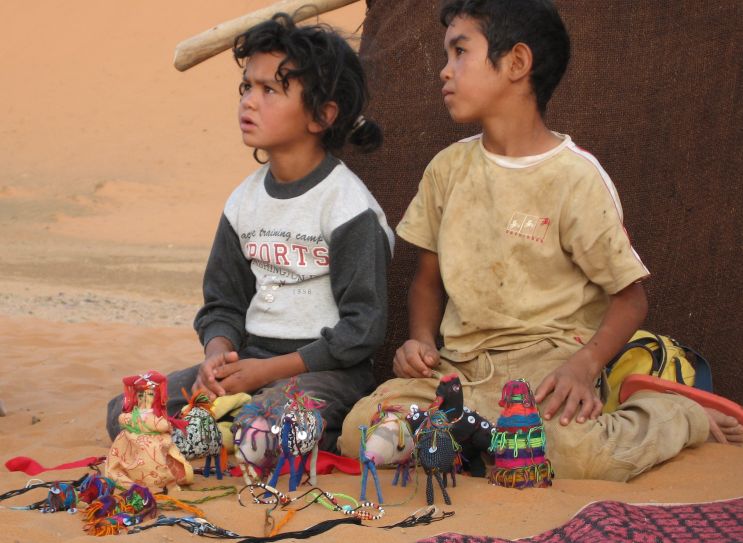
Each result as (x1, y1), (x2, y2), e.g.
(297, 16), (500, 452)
(439, 62), (452, 82)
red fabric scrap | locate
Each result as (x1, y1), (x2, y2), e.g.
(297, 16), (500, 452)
(229, 451), (360, 477)
(5, 456), (105, 476)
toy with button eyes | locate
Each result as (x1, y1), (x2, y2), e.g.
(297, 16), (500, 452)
(407, 373), (464, 434)
(41, 482), (79, 514)
(232, 399), (283, 486)
(406, 374), (468, 505)
(407, 374), (495, 477)
(265, 382), (325, 492)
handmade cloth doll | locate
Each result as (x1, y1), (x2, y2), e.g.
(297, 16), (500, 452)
(231, 399), (283, 485)
(267, 383), (325, 492)
(489, 379), (554, 488)
(408, 374), (494, 476)
(105, 371), (193, 490)
(358, 403), (414, 503)
(172, 390), (225, 478)
(415, 407), (460, 505)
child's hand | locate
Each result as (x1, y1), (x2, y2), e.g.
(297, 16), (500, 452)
(212, 358), (265, 395)
(393, 339), (440, 378)
(534, 352), (603, 425)
(193, 350), (239, 399)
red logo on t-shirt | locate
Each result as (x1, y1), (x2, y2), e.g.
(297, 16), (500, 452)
(505, 212), (550, 243)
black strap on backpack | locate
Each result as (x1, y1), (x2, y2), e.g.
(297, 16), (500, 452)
(604, 332), (713, 392)
(674, 339), (713, 392)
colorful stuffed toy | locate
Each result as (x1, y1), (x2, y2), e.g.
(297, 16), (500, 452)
(77, 474), (117, 506)
(104, 371), (193, 490)
(415, 407), (460, 506)
(40, 482), (78, 514)
(231, 400), (282, 485)
(267, 383), (325, 492)
(172, 390), (226, 479)
(408, 374), (494, 476)
(489, 379), (554, 488)
(358, 404), (414, 503)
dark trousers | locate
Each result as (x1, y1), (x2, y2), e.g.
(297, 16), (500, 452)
(106, 342), (376, 454)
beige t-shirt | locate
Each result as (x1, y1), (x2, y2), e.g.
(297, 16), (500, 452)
(397, 133), (649, 356)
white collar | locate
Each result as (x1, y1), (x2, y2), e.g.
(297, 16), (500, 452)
(476, 132), (572, 168)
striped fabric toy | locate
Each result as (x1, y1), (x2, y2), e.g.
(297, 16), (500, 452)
(489, 379), (554, 488)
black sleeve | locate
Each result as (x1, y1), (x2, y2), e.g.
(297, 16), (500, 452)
(193, 214), (255, 351)
(298, 209), (391, 371)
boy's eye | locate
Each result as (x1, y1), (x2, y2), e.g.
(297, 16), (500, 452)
(263, 86), (276, 94)
(239, 81), (251, 96)
(455, 47), (465, 56)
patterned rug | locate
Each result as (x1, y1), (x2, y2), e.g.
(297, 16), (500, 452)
(417, 497), (743, 543)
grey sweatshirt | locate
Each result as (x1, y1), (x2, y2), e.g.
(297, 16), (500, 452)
(194, 154), (394, 372)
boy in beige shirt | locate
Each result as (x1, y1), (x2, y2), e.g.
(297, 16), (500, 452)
(339, 0), (742, 480)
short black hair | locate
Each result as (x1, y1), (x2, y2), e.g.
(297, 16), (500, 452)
(234, 13), (381, 152)
(441, 0), (570, 114)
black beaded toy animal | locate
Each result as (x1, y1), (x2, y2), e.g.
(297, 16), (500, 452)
(414, 407), (460, 505)
(408, 374), (494, 476)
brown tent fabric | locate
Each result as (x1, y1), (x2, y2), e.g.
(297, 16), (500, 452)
(340, 0), (743, 404)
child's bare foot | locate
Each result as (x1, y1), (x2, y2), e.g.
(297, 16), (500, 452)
(705, 408), (743, 445)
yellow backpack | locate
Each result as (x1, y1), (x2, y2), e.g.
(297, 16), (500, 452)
(600, 330), (713, 413)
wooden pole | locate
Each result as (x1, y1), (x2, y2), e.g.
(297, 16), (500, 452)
(174, 0), (362, 72)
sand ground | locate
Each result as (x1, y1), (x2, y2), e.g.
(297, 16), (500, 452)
(1, 1), (742, 542)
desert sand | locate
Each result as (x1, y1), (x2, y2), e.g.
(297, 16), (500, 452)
(1, 1), (742, 542)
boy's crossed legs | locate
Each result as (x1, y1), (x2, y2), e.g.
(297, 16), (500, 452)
(339, 339), (741, 481)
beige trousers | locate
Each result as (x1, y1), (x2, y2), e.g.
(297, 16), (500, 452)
(338, 339), (709, 481)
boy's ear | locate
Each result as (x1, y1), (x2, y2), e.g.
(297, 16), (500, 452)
(308, 101), (339, 134)
(507, 42), (533, 83)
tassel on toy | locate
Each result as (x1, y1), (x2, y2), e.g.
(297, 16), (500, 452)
(83, 484), (157, 535)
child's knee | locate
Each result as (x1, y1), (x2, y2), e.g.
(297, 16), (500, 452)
(338, 377), (438, 457)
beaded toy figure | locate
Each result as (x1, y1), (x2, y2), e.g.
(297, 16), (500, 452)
(2, 473), (115, 513)
(40, 482), (78, 513)
(358, 403), (414, 503)
(105, 371), (193, 490)
(232, 400), (282, 485)
(489, 379), (554, 488)
(172, 390), (226, 479)
(267, 384), (325, 492)
(415, 407), (460, 505)
(408, 374), (494, 476)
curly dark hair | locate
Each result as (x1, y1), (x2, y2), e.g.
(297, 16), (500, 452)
(441, 0), (570, 115)
(234, 12), (381, 153)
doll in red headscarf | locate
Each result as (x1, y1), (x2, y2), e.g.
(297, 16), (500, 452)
(104, 371), (193, 490)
